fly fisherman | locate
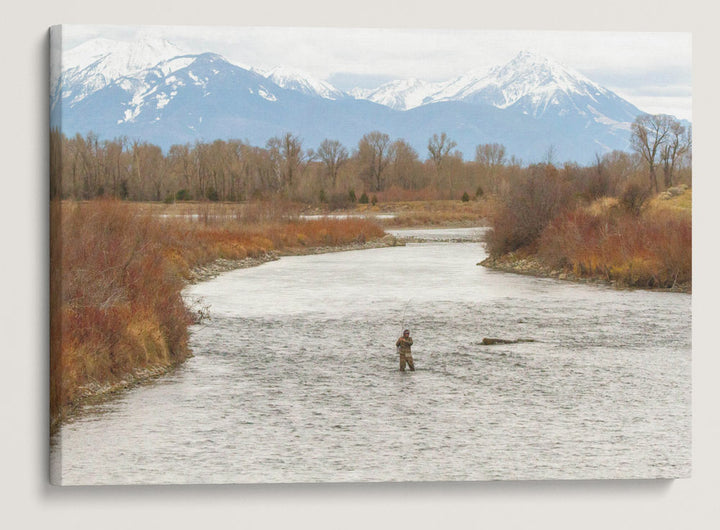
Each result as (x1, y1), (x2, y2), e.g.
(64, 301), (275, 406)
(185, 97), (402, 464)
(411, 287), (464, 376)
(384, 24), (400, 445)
(396, 329), (415, 371)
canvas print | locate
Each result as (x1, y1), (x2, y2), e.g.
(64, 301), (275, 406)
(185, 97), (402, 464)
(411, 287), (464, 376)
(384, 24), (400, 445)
(49, 25), (691, 485)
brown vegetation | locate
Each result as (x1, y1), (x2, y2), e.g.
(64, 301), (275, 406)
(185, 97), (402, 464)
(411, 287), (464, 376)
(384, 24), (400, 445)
(484, 163), (571, 256)
(483, 157), (692, 290)
(537, 194), (691, 289)
(50, 199), (385, 426)
(482, 118), (691, 288)
(347, 196), (493, 228)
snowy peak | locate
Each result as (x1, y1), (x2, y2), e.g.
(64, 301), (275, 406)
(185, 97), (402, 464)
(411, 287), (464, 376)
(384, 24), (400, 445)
(423, 70), (490, 105)
(493, 50), (595, 86)
(265, 67), (345, 100)
(476, 50), (607, 108)
(348, 50), (638, 124)
(425, 50), (608, 111)
(63, 36), (186, 77)
(351, 78), (439, 110)
(472, 50), (640, 123)
(348, 50), (611, 114)
(112, 53), (283, 125)
(57, 36), (190, 106)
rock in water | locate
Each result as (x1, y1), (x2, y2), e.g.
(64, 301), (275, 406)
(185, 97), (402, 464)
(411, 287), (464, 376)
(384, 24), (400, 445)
(482, 337), (535, 345)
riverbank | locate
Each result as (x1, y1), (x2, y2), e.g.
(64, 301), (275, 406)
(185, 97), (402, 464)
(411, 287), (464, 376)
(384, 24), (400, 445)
(51, 200), (393, 429)
(481, 188), (692, 294)
(479, 252), (691, 294)
(52, 235), (406, 432)
(186, 234), (404, 284)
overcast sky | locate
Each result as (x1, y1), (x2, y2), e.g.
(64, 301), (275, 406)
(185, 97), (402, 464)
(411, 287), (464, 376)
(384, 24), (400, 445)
(62, 25), (692, 120)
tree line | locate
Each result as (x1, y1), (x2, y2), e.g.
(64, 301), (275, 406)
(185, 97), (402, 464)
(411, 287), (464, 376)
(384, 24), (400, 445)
(50, 113), (691, 205)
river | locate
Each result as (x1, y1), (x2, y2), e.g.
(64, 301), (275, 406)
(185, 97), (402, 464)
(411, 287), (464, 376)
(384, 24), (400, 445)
(50, 227), (691, 485)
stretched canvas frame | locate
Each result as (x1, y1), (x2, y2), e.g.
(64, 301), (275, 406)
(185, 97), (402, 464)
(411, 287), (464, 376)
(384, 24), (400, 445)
(49, 24), (692, 486)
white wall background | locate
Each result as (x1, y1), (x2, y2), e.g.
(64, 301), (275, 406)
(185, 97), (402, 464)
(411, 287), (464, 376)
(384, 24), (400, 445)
(3, 2), (717, 528)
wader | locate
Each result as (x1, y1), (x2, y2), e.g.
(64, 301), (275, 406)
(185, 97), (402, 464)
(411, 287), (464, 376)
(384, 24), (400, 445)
(396, 336), (414, 371)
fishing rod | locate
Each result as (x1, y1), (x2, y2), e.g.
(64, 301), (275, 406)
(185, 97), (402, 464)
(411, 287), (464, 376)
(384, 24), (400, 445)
(396, 298), (414, 356)
(400, 298), (413, 337)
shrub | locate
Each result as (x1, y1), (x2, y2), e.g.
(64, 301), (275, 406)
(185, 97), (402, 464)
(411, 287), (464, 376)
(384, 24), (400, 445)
(327, 192), (351, 210)
(461, 191), (470, 202)
(51, 200), (194, 422)
(619, 181), (650, 216)
(175, 189), (191, 201)
(206, 187), (220, 202)
(359, 192), (369, 204)
(485, 165), (572, 257)
(537, 203), (691, 288)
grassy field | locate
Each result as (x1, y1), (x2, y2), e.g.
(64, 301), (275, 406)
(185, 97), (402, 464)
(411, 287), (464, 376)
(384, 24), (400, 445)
(329, 198), (493, 228)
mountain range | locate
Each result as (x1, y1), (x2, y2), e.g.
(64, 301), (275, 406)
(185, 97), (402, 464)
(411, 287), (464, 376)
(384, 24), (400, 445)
(51, 37), (666, 164)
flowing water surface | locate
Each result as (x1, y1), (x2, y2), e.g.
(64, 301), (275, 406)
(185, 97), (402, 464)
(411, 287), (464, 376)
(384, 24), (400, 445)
(50, 227), (691, 484)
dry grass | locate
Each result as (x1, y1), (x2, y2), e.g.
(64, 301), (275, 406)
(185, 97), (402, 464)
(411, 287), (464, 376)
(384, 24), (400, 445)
(349, 199), (493, 228)
(648, 186), (692, 212)
(537, 194), (691, 289)
(50, 199), (385, 424)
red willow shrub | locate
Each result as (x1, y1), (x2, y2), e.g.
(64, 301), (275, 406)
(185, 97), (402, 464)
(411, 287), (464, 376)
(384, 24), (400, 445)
(538, 205), (691, 288)
(51, 200), (194, 421)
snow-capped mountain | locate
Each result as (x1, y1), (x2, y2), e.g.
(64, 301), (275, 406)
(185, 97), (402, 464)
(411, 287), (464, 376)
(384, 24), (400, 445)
(453, 51), (639, 123)
(352, 51), (640, 128)
(350, 78), (438, 111)
(52, 42), (661, 164)
(114, 53), (285, 126)
(264, 66), (345, 100)
(52, 36), (189, 118)
(62, 35), (186, 74)
(54, 52), (303, 146)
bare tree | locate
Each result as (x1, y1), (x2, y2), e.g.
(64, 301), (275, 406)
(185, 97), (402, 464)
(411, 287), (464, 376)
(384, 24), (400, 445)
(316, 139), (349, 190)
(631, 113), (673, 193)
(266, 133), (310, 198)
(103, 137), (129, 199)
(428, 133), (457, 171)
(389, 139), (422, 190)
(660, 119), (689, 188)
(77, 132), (102, 199)
(543, 144), (557, 166)
(131, 142), (166, 201)
(427, 132), (458, 192)
(475, 143), (507, 193)
(168, 144), (194, 199)
(357, 131), (393, 192)
(475, 143), (507, 168)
